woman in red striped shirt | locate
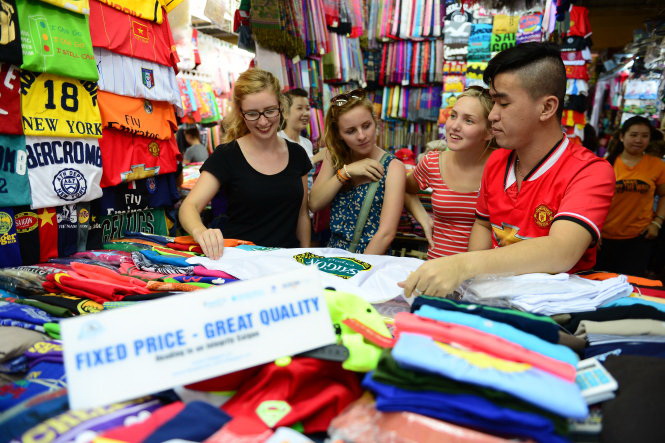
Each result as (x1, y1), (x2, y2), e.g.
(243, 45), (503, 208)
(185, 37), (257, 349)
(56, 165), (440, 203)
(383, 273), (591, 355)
(406, 86), (496, 259)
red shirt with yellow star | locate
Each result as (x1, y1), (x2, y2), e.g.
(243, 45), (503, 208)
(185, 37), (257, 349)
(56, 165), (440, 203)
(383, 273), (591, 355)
(475, 136), (615, 273)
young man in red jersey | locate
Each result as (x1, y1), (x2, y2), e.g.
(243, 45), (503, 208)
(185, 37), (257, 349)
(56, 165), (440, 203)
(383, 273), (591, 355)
(402, 42), (615, 298)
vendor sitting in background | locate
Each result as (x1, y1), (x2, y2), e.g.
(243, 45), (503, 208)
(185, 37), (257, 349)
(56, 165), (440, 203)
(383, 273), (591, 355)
(278, 88), (314, 161)
(402, 42), (616, 298)
(183, 126), (210, 164)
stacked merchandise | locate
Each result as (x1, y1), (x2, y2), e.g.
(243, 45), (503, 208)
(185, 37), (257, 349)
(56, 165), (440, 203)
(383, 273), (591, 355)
(4, 229), (665, 440)
(361, 297), (588, 442)
(559, 4), (593, 145)
(0, 242), (422, 440)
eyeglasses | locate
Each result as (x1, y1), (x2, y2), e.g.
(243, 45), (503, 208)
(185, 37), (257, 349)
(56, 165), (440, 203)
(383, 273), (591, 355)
(330, 89), (366, 107)
(241, 107), (281, 121)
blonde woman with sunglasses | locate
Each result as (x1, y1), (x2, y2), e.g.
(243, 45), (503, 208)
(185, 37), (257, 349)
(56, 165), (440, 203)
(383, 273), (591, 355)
(405, 86), (497, 259)
(179, 69), (312, 259)
(309, 89), (406, 255)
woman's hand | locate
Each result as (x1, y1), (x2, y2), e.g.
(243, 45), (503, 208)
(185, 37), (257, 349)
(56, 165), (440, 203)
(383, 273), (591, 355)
(193, 227), (225, 260)
(645, 223), (660, 240)
(345, 158), (384, 182)
(421, 215), (435, 249)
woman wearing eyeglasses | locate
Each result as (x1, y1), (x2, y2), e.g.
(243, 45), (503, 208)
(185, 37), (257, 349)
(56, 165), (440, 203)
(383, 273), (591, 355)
(309, 89), (406, 254)
(179, 69), (312, 259)
(405, 86), (496, 259)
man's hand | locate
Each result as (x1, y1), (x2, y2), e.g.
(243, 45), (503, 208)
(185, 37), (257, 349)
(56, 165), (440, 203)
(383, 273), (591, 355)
(399, 255), (468, 298)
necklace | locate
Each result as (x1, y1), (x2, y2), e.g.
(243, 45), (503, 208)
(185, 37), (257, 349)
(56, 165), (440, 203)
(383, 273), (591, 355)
(515, 157), (526, 180)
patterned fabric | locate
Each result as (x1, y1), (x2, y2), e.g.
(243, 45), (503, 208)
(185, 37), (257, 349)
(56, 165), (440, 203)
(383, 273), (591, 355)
(328, 153), (395, 253)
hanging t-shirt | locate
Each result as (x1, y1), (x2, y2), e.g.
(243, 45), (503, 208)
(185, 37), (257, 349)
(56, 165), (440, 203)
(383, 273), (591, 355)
(96, 0), (181, 24)
(13, 206), (40, 265)
(99, 208), (167, 243)
(38, 0), (89, 14)
(0, 0), (22, 65)
(602, 155), (665, 240)
(567, 5), (592, 39)
(25, 136), (103, 209)
(0, 207), (22, 267)
(492, 14), (519, 34)
(98, 128), (179, 187)
(490, 33), (516, 54)
(56, 203), (77, 256)
(0, 63), (21, 134)
(20, 70), (102, 138)
(89, 0), (179, 68)
(0, 134), (31, 206)
(467, 23), (492, 62)
(99, 173), (179, 216)
(94, 48), (182, 112)
(76, 201), (89, 251)
(98, 91), (176, 140)
(16, 0), (97, 81)
(516, 13), (542, 44)
(37, 206), (58, 261)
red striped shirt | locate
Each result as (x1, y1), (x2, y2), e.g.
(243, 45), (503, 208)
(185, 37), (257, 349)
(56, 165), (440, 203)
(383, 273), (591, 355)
(413, 151), (479, 259)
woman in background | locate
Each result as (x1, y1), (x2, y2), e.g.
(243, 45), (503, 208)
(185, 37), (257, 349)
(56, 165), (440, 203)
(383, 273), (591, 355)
(598, 116), (665, 276)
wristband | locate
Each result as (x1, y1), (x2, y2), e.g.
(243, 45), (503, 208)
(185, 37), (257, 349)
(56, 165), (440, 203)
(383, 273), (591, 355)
(655, 215), (664, 221)
(336, 169), (349, 183)
(343, 164), (352, 179)
(651, 220), (663, 229)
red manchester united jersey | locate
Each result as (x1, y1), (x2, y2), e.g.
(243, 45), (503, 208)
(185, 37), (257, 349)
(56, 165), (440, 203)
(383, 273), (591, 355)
(475, 136), (615, 273)
(98, 127), (179, 187)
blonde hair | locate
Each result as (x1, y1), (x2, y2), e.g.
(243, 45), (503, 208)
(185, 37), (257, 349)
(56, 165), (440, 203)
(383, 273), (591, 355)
(456, 86), (499, 148)
(222, 68), (285, 143)
(323, 98), (377, 171)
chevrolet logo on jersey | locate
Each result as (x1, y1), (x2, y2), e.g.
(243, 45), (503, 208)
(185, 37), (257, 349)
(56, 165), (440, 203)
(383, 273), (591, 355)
(491, 222), (531, 247)
(20, 71), (102, 138)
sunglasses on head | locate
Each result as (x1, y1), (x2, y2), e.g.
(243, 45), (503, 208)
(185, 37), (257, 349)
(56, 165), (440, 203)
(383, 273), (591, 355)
(331, 89), (367, 107)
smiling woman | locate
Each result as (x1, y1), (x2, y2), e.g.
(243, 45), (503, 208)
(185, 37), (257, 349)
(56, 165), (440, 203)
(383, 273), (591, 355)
(404, 86), (497, 259)
(178, 69), (313, 259)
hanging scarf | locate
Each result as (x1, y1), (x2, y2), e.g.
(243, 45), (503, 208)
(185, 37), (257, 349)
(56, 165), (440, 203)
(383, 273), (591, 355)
(250, 0), (304, 59)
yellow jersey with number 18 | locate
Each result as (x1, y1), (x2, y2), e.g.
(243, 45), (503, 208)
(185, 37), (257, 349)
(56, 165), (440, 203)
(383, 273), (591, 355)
(20, 70), (102, 139)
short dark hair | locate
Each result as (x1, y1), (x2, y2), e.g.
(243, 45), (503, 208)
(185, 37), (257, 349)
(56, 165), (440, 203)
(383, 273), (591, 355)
(284, 88), (309, 107)
(606, 116), (654, 165)
(484, 42), (566, 119)
(184, 126), (200, 139)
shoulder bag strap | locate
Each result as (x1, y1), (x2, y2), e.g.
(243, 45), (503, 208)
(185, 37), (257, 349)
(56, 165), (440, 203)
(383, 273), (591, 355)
(349, 153), (390, 253)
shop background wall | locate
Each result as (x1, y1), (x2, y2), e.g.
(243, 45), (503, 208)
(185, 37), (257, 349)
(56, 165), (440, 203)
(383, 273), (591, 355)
(581, 0), (664, 50)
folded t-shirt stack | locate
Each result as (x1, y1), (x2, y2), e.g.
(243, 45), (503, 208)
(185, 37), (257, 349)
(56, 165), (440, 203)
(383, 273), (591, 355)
(457, 273), (632, 315)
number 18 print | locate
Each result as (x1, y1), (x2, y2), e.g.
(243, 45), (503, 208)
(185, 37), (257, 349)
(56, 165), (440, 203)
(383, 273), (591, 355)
(20, 70), (102, 139)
